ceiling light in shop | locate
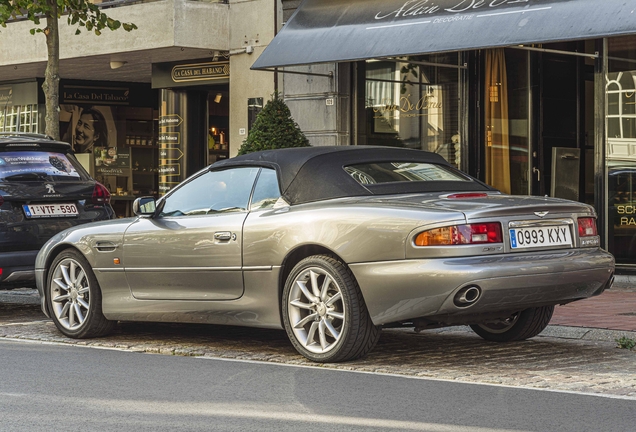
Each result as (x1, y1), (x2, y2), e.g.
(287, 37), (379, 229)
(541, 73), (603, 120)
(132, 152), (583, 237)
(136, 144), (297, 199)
(110, 61), (128, 69)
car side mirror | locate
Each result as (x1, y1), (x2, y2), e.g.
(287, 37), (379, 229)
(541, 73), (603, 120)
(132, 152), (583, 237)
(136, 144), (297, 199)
(133, 196), (157, 217)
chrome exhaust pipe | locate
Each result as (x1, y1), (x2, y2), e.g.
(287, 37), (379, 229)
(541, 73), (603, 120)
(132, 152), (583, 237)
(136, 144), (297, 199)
(454, 285), (481, 307)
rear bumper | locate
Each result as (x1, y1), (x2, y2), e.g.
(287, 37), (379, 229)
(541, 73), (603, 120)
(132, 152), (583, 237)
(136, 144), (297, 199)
(350, 248), (615, 326)
(0, 250), (38, 288)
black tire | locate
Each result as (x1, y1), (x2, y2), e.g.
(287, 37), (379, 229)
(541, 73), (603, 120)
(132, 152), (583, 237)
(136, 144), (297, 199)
(470, 306), (554, 342)
(46, 249), (116, 338)
(282, 255), (380, 363)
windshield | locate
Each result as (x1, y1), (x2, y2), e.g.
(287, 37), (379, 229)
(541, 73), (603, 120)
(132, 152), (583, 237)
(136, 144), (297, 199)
(0, 151), (87, 182)
(344, 162), (471, 185)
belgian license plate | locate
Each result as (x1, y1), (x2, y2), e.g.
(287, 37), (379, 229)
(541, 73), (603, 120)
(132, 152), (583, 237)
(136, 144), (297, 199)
(509, 226), (572, 249)
(23, 203), (79, 218)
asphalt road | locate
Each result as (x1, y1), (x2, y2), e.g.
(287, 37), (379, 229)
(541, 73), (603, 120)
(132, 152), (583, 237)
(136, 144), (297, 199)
(0, 339), (634, 432)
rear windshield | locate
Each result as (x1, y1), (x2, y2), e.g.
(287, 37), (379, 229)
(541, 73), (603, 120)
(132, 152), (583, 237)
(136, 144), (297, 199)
(0, 151), (87, 182)
(344, 162), (471, 185)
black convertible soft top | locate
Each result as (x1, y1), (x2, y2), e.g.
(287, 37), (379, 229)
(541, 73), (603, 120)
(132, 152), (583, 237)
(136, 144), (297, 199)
(212, 146), (493, 205)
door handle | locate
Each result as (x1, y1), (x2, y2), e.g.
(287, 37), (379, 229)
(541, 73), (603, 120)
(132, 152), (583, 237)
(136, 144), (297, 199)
(532, 167), (540, 181)
(214, 231), (232, 241)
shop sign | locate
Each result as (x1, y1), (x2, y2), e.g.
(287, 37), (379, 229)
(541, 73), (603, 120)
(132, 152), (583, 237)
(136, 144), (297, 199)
(373, 0), (532, 22)
(158, 182), (180, 194)
(0, 87), (12, 106)
(152, 61), (230, 89)
(171, 62), (229, 83)
(617, 204), (636, 226)
(372, 93), (442, 119)
(0, 82), (39, 107)
(62, 85), (130, 106)
(158, 114), (183, 128)
(158, 132), (181, 146)
(158, 164), (180, 176)
(159, 148), (184, 162)
(95, 167), (127, 176)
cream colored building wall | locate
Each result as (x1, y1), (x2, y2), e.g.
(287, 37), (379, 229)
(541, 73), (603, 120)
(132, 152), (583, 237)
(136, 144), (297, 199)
(0, 0), (229, 66)
(228, 0), (281, 157)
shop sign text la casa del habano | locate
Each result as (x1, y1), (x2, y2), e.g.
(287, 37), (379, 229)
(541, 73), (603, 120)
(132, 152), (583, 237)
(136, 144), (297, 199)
(171, 62), (229, 83)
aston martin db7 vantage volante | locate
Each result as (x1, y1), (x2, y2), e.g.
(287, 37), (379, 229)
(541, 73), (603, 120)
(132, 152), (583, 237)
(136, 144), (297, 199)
(35, 146), (614, 362)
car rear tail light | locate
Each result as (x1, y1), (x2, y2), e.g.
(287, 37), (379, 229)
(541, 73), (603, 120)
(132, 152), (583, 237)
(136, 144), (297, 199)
(92, 182), (111, 205)
(578, 217), (598, 237)
(0, 195), (3, 206)
(415, 223), (503, 246)
(446, 193), (489, 199)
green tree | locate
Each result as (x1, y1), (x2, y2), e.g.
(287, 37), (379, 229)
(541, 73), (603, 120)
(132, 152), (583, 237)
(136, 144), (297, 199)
(238, 92), (309, 155)
(0, 1), (137, 139)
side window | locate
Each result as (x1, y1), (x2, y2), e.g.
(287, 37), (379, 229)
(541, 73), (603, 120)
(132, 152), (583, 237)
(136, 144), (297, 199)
(250, 168), (282, 211)
(160, 167), (260, 217)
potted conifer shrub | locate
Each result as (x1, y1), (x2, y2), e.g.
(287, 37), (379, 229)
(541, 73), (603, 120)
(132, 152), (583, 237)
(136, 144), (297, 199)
(237, 93), (310, 155)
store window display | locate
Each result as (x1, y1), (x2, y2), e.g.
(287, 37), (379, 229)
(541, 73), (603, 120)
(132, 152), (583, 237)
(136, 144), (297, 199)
(607, 36), (636, 266)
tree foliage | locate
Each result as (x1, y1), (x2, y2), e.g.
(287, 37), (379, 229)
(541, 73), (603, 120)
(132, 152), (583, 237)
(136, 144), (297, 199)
(0, 0), (137, 36)
(0, 1), (137, 139)
(238, 92), (309, 156)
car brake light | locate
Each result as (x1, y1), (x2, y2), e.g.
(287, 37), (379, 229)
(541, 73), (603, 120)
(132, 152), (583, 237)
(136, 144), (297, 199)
(578, 217), (598, 237)
(415, 223), (502, 246)
(446, 193), (489, 199)
(92, 182), (111, 205)
(0, 195), (3, 206)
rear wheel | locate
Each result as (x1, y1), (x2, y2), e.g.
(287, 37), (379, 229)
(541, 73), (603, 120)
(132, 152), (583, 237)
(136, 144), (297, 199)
(47, 249), (116, 338)
(282, 255), (380, 363)
(470, 306), (554, 342)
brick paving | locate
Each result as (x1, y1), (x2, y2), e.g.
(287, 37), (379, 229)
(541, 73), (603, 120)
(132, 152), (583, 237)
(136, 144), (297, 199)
(1, 288), (635, 399)
(552, 291), (636, 331)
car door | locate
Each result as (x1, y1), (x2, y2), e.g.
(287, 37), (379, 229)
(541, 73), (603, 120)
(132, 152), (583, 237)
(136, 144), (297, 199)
(123, 166), (261, 300)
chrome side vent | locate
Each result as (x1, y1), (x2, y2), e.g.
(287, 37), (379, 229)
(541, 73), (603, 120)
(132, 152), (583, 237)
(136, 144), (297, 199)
(95, 241), (118, 253)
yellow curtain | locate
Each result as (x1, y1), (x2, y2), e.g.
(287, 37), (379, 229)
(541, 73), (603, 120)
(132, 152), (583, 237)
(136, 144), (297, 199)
(485, 49), (511, 194)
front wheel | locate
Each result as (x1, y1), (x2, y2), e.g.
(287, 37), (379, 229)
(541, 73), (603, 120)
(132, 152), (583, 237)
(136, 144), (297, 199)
(47, 249), (116, 339)
(470, 306), (554, 342)
(282, 255), (380, 363)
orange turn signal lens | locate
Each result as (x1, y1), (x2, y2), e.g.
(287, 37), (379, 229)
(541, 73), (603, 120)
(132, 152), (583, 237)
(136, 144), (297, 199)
(415, 226), (456, 246)
(415, 223), (502, 246)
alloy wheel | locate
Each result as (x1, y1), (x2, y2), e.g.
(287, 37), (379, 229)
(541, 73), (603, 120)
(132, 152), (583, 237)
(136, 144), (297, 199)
(50, 258), (91, 331)
(287, 267), (345, 354)
(477, 313), (520, 334)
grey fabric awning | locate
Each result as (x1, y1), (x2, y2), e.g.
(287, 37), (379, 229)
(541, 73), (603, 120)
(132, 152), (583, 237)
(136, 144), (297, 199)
(252, 0), (636, 70)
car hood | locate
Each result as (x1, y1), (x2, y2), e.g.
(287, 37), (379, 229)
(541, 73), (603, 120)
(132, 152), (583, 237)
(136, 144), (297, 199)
(351, 193), (595, 220)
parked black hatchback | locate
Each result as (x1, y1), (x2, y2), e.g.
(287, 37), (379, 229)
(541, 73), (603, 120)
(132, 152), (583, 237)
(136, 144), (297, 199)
(0, 133), (113, 289)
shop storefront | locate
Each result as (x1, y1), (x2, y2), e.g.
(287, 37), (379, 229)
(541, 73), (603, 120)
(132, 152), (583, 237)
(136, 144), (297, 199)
(258, 0), (636, 269)
(57, 80), (157, 217)
(152, 59), (230, 196)
(606, 36), (636, 266)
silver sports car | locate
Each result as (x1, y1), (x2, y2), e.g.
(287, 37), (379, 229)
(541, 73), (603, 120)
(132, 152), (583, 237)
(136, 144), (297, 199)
(35, 146), (615, 362)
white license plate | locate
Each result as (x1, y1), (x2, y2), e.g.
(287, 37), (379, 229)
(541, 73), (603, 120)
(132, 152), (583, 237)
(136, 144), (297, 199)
(509, 226), (572, 249)
(23, 203), (79, 218)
